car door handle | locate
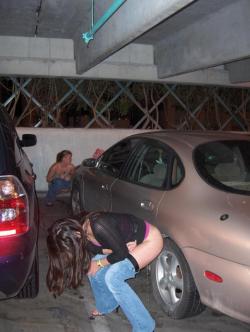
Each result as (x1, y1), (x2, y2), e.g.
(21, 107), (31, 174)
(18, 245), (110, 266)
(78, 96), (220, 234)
(140, 200), (154, 211)
(101, 184), (109, 191)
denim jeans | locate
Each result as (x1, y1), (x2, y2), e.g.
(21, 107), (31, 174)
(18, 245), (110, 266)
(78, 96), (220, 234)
(45, 178), (71, 204)
(88, 255), (155, 332)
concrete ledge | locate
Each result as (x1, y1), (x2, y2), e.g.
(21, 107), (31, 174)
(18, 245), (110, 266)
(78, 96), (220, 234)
(0, 36), (74, 60)
(0, 35), (235, 86)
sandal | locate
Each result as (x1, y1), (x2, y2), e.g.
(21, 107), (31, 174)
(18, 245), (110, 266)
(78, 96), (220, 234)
(88, 306), (120, 320)
(89, 309), (104, 320)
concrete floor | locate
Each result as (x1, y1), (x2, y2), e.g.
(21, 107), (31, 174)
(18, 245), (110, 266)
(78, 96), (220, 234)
(0, 196), (249, 332)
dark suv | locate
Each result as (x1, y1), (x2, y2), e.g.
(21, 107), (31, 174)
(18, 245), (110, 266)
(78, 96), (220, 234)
(0, 110), (39, 299)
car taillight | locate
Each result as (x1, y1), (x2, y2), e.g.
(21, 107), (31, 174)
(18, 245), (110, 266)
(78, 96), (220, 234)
(0, 176), (29, 237)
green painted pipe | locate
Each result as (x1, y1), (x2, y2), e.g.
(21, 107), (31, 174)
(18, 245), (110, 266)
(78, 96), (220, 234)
(82, 0), (126, 44)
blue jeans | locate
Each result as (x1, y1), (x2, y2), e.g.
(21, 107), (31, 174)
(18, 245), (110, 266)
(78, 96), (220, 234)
(88, 255), (155, 332)
(45, 178), (71, 204)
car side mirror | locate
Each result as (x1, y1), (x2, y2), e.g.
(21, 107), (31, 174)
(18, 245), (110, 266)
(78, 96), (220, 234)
(82, 158), (97, 167)
(20, 134), (37, 147)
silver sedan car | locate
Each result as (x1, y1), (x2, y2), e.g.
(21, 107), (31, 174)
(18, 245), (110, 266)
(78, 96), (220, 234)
(71, 131), (250, 324)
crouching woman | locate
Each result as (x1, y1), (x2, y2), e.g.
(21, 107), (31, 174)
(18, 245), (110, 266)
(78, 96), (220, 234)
(46, 212), (163, 332)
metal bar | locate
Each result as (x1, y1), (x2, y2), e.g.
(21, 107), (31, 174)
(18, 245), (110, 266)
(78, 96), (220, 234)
(165, 84), (206, 130)
(213, 92), (246, 130)
(82, 0), (126, 44)
(177, 97), (209, 130)
(115, 81), (160, 128)
(220, 94), (250, 130)
(91, 0), (94, 29)
(52, 79), (84, 111)
(86, 81), (132, 128)
(2, 78), (31, 108)
(133, 85), (178, 129)
(35, 80), (84, 127)
(11, 78), (62, 128)
(133, 92), (169, 129)
(64, 79), (111, 126)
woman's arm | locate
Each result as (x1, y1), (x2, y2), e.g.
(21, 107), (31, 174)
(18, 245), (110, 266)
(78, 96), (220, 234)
(95, 222), (129, 264)
(63, 164), (75, 181)
(46, 163), (57, 183)
(88, 242), (137, 276)
(87, 220), (129, 276)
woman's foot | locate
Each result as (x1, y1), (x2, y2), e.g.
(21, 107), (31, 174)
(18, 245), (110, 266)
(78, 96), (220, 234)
(89, 306), (120, 320)
(89, 309), (104, 320)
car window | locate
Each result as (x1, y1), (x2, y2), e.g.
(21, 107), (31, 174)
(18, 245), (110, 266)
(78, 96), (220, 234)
(98, 138), (139, 177)
(0, 112), (15, 173)
(171, 157), (184, 186)
(125, 142), (169, 189)
(194, 140), (250, 195)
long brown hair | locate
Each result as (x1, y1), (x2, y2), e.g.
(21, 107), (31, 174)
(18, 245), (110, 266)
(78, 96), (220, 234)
(56, 150), (72, 163)
(46, 218), (90, 296)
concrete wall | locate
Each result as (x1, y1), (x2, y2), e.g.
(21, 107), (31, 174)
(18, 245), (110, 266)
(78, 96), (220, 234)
(17, 127), (145, 192)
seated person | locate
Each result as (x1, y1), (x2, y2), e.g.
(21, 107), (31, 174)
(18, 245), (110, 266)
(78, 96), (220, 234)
(140, 163), (167, 187)
(45, 150), (75, 206)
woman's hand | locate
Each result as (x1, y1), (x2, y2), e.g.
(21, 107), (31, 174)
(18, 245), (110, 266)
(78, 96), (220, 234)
(102, 248), (112, 254)
(126, 240), (137, 252)
(87, 260), (100, 276)
(102, 242), (137, 255)
(46, 164), (56, 183)
(60, 172), (67, 180)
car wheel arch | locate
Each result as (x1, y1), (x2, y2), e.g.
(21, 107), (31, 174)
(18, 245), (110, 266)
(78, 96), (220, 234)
(151, 237), (205, 319)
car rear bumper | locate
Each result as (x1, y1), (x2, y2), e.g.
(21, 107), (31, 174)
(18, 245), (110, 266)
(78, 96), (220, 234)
(184, 247), (250, 323)
(0, 233), (36, 299)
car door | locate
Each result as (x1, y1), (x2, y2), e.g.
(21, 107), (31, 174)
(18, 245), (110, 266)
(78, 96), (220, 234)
(83, 166), (116, 211)
(110, 140), (173, 225)
(83, 138), (140, 211)
(15, 135), (36, 190)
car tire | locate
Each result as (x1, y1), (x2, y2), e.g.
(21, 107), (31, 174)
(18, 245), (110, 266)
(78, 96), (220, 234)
(17, 245), (39, 299)
(151, 238), (205, 319)
(71, 181), (83, 216)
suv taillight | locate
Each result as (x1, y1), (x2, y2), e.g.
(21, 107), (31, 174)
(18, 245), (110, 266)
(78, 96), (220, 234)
(0, 176), (29, 237)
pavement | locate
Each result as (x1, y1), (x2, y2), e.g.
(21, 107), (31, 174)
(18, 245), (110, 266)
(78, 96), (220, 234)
(0, 196), (249, 332)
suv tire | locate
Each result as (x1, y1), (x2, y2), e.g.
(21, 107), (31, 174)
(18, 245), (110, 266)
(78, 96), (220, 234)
(17, 245), (39, 299)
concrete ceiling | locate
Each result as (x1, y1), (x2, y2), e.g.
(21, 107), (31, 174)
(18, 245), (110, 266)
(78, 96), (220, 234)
(0, 0), (250, 86)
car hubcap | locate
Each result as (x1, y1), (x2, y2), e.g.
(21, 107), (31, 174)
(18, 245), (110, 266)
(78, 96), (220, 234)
(156, 248), (184, 308)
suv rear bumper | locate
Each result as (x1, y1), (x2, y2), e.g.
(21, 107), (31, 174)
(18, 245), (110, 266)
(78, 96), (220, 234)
(0, 233), (36, 299)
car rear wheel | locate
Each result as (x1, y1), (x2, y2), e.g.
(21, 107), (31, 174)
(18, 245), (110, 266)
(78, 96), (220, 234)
(71, 182), (82, 215)
(17, 245), (39, 299)
(151, 238), (205, 319)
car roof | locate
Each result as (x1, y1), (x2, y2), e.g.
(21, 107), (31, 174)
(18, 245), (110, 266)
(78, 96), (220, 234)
(130, 130), (250, 149)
